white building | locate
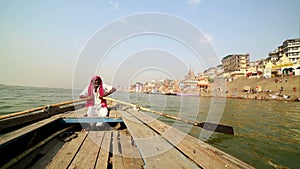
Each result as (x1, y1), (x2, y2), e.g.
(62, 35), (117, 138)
(283, 38), (300, 64)
(268, 38), (300, 64)
(221, 53), (250, 78)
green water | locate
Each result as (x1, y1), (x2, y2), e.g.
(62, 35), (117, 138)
(112, 92), (300, 169)
(0, 84), (79, 115)
(0, 85), (299, 168)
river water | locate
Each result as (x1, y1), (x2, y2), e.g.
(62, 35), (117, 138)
(0, 84), (299, 168)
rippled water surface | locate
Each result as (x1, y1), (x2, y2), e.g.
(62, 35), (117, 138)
(1, 85), (299, 168)
(0, 84), (80, 115)
(113, 92), (300, 169)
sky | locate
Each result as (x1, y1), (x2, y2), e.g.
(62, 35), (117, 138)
(0, 0), (299, 89)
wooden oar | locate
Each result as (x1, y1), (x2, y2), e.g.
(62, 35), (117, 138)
(0, 98), (88, 120)
(104, 97), (234, 135)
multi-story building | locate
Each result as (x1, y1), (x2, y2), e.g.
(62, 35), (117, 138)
(266, 46), (282, 64)
(216, 64), (224, 76)
(265, 38), (300, 76)
(267, 38), (300, 64)
(203, 67), (217, 79)
(283, 38), (300, 64)
(221, 53), (250, 77)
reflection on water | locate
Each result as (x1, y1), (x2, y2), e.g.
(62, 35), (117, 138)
(113, 92), (300, 169)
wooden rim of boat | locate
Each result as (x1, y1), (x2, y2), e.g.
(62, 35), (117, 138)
(0, 98), (88, 120)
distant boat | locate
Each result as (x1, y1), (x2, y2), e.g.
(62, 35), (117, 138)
(161, 92), (177, 95)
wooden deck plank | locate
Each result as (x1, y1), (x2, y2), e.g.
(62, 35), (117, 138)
(110, 109), (121, 118)
(68, 131), (104, 169)
(30, 138), (65, 169)
(126, 108), (254, 169)
(46, 131), (88, 169)
(0, 114), (63, 145)
(119, 130), (144, 169)
(0, 104), (83, 131)
(63, 107), (121, 118)
(115, 110), (121, 118)
(120, 110), (199, 169)
(112, 131), (125, 169)
(95, 131), (112, 169)
(61, 108), (87, 118)
(109, 110), (117, 117)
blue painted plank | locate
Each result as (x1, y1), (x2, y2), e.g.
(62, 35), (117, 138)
(60, 118), (123, 123)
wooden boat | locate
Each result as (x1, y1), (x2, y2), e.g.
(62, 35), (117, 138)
(0, 98), (254, 169)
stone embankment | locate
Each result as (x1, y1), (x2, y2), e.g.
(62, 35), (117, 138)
(205, 76), (300, 101)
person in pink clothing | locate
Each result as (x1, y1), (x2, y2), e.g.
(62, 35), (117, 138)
(80, 75), (116, 128)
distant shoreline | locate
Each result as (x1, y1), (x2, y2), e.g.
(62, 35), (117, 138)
(204, 76), (300, 102)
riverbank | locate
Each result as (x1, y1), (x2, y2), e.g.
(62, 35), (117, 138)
(203, 76), (300, 101)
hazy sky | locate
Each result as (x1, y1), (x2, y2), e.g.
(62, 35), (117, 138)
(1, 0), (299, 89)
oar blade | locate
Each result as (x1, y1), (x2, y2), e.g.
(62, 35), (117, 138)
(198, 122), (234, 135)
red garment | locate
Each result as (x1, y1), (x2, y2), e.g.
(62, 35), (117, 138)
(86, 75), (107, 108)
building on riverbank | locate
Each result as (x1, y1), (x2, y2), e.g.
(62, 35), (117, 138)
(218, 38), (300, 79)
(127, 38), (299, 100)
(267, 38), (300, 64)
(221, 53), (250, 79)
(266, 38), (300, 76)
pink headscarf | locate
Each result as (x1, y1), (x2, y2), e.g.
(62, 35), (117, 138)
(86, 75), (107, 108)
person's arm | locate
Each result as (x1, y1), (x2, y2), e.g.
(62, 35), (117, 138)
(100, 83), (116, 99)
(79, 85), (93, 100)
(103, 87), (116, 97)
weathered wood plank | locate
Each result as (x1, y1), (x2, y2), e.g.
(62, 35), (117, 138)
(0, 103), (84, 131)
(0, 114), (63, 145)
(115, 110), (121, 118)
(46, 132), (88, 169)
(64, 107), (121, 119)
(68, 131), (104, 169)
(126, 108), (254, 169)
(119, 130), (144, 169)
(112, 131), (124, 169)
(63, 107), (121, 119)
(30, 138), (65, 169)
(120, 110), (199, 169)
(61, 108), (87, 118)
(0, 111), (49, 131)
(109, 110), (117, 118)
(95, 131), (112, 169)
